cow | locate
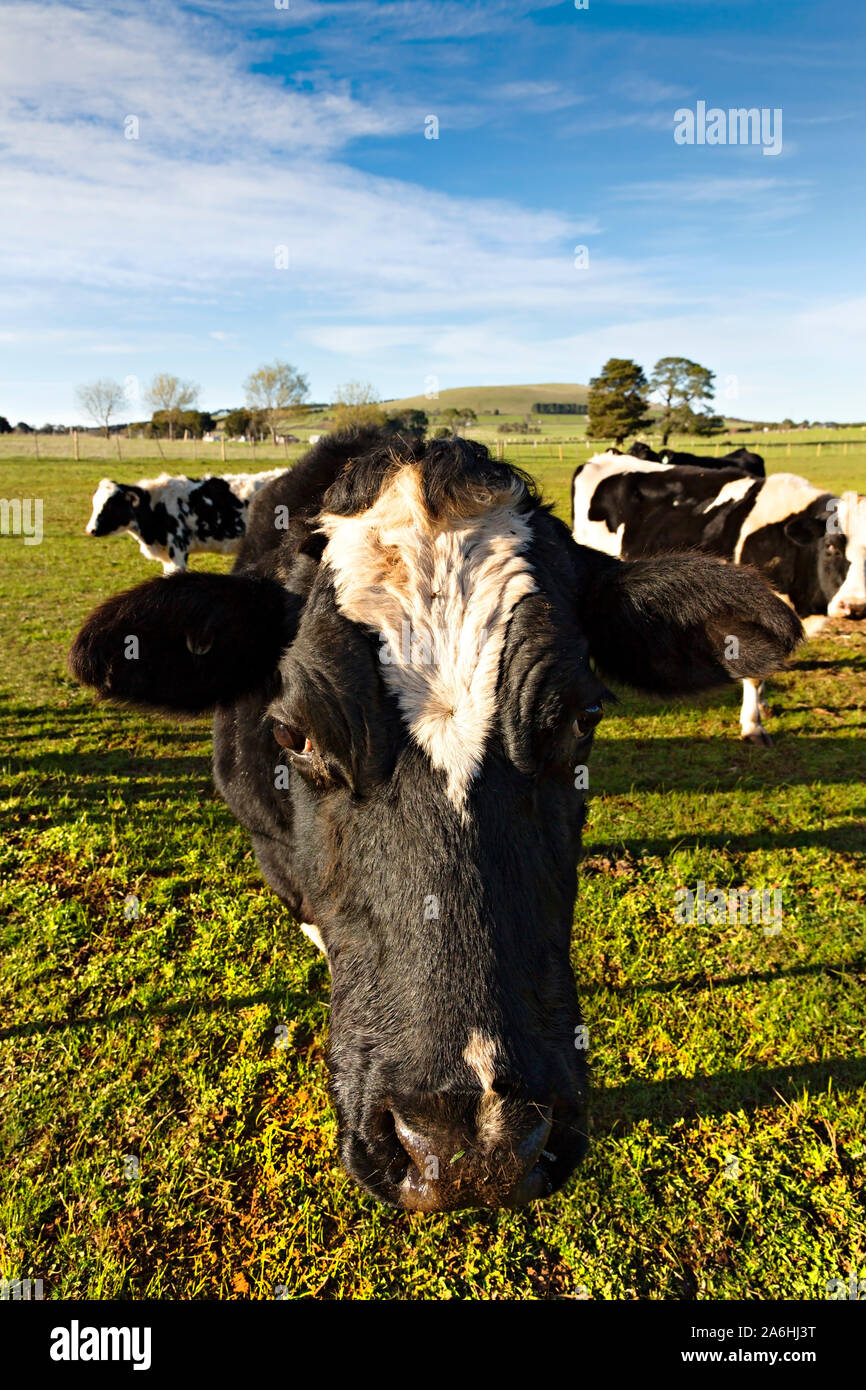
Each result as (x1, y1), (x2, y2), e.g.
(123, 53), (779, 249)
(572, 454), (866, 744)
(85, 470), (285, 573)
(624, 441), (662, 462)
(70, 429), (800, 1211)
(658, 445), (765, 478)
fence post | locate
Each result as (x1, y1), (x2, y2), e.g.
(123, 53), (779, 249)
(34, 432), (40, 460)
(558, 444), (563, 462)
(73, 429), (80, 461)
(221, 436), (226, 465)
(817, 442), (822, 458)
(787, 442), (791, 456)
(844, 441), (849, 456)
(115, 433), (122, 462)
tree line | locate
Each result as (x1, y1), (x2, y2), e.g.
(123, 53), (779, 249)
(3, 356), (854, 442)
(587, 356), (721, 447)
(69, 364), (310, 443)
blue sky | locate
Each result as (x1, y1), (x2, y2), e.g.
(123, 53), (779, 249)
(1, 0), (864, 424)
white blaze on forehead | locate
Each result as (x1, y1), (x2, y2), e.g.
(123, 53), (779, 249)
(86, 478), (121, 533)
(828, 491), (866, 616)
(319, 465), (537, 808)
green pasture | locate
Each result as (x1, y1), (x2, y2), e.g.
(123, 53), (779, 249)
(0, 451), (863, 1299)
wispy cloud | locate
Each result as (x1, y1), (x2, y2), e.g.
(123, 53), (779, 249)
(0, 0), (862, 421)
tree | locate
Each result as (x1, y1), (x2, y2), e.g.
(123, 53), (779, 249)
(150, 408), (214, 439)
(689, 409), (724, 437)
(145, 373), (199, 441)
(586, 359), (651, 446)
(222, 408), (253, 440)
(385, 408), (428, 435)
(243, 361), (309, 445)
(331, 381), (387, 431)
(441, 406), (477, 435)
(0, 416), (11, 434)
(648, 357), (716, 445)
(75, 378), (126, 438)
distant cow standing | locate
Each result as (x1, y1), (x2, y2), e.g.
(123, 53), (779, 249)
(623, 441), (662, 461)
(572, 455), (865, 743)
(590, 445), (764, 475)
(86, 470), (285, 573)
(71, 429), (800, 1211)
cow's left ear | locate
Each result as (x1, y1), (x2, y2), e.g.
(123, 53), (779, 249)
(70, 572), (301, 712)
(784, 513), (827, 547)
(575, 551), (802, 694)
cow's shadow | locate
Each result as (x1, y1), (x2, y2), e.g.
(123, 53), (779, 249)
(593, 1055), (866, 1136)
(0, 984), (313, 1042)
(1, 699), (218, 826)
(581, 956), (866, 999)
(585, 819), (866, 857)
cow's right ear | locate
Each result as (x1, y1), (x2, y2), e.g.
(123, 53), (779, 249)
(575, 550), (802, 694)
(70, 573), (301, 712)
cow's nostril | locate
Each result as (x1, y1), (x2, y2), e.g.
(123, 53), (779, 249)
(391, 1112), (435, 1171)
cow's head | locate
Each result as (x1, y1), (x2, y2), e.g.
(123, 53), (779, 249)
(86, 479), (141, 537)
(826, 492), (866, 618)
(782, 490), (866, 620)
(70, 436), (802, 1211)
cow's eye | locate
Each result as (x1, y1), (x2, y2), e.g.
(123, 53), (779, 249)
(574, 703), (604, 737)
(273, 721), (314, 757)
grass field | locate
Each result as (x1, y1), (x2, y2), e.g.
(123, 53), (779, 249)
(1, 447), (864, 1300)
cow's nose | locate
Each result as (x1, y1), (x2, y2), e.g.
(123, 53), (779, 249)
(389, 1098), (555, 1212)
(831, 600), (866, 619)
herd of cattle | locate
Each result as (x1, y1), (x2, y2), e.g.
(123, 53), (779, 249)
(86, 440), (865, 747)
(572, 443), (865, 743)
(73, 429), (861, 1212)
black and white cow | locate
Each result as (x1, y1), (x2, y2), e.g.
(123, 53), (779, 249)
(86, 470), (285, 573)
(592, 444), (763, 475)
(71, 430), (800, 1211)
(623, 441), (662, 461)
(572, 454), (866, 743)
(658, 445), (765, 477)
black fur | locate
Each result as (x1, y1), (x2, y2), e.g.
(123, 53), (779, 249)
(69, 572), (299, 711)
(658, 446), (765, 478)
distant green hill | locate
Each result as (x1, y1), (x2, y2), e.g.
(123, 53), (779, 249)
(384, 382), (590, 415)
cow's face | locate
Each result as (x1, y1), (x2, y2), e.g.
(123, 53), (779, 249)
(826, 492), (866, 618)
(71, 440), (802, 1211)
(250, 466), (603, 1210)
(85, 480), (139, 537)
(784, 492), (866, 619)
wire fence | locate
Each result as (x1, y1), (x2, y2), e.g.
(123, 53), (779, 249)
(1, 430), (864, 470)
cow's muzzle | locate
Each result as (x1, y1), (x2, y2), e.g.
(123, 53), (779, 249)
(829, 598), (866, 619)
(343, 1088), (588, 1212)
